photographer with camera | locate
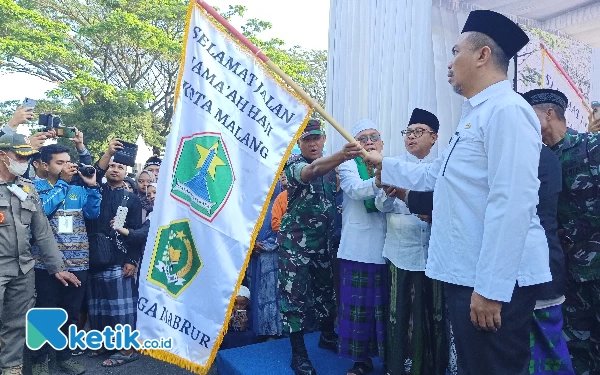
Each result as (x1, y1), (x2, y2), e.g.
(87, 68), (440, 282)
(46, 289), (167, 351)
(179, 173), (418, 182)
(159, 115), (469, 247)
(28, 128), (93, 182)
(29, 144), (101, 375)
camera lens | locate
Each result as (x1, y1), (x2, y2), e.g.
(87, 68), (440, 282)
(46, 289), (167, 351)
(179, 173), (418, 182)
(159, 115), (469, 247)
(77, 163), (95, 177)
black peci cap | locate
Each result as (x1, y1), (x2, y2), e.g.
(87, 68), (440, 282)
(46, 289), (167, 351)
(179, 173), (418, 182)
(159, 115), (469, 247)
(462, 10), (529, 59)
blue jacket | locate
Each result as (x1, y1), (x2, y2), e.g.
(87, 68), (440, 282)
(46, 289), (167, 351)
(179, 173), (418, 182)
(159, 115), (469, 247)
(34, 179), (101, 219)
(32, 179), (101, 271)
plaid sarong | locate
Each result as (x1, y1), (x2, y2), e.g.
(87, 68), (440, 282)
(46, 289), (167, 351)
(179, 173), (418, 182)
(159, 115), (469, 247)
(88, 265), (138, 330)
(530, 305), (574, 374)
(338, 259), (388, 361)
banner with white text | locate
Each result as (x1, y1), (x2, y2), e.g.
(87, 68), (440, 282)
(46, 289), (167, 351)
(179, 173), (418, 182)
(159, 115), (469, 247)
(136, 2), (311, 373)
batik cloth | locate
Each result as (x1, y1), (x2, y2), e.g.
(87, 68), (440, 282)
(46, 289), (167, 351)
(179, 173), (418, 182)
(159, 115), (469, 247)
(247, 183), (283, 337)
(530, 304), (574, 375)
(386, 265), (448, 375)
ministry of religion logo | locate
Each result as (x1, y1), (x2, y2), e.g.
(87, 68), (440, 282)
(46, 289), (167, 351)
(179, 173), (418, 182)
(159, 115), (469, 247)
(148, 219), (202, 297)
(171, 132), (234, 222)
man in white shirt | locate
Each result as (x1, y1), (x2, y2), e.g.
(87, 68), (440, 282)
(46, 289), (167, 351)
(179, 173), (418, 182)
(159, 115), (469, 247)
(337, 119), (387, 375)
(364, 10), (551, 375)
(375, 109), (450, 375)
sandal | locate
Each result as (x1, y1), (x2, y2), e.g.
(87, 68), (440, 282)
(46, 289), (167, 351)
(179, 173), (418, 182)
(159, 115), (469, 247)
(101, 352), (140, 367)
(347, 360), (374, 375)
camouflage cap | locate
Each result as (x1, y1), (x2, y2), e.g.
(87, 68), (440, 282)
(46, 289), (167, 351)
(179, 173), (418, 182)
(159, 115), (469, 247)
(300, 119), (324, 140)
(0, 133), (38, 156)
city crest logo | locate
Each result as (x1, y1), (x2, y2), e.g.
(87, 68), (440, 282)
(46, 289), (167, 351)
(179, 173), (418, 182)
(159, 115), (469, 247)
(171, 132), (234, 222)
(148, 219), (203, 297)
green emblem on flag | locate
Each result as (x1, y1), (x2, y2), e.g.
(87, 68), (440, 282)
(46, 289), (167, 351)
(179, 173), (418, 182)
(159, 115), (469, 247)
(171, 133), (234, 222)
(148, 219), (203, 297)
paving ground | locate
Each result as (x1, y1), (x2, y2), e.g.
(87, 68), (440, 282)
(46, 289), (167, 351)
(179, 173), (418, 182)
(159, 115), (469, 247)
(21, 350), (217, 375)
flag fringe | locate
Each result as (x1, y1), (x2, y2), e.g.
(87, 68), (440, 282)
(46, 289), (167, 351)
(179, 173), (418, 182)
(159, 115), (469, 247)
(139, 349), (208, 375)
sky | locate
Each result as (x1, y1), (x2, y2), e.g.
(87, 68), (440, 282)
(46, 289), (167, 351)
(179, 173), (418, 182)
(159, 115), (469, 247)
(0, 0), (330, 103)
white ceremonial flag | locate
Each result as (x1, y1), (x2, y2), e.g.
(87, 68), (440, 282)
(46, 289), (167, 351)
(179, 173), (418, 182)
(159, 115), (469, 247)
(542, 49), (589, 132)
(136, 1), (311, 373)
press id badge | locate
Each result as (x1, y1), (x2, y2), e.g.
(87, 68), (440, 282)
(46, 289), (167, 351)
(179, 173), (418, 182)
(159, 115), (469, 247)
(58, 216), (73, 233)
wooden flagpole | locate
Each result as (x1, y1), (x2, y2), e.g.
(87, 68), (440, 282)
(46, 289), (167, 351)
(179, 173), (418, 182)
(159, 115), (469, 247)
(540, 43), (592, 114)
(197, 0), (369, 157)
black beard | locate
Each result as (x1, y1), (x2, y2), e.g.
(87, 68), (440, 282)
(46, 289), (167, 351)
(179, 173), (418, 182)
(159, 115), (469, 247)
(452, 84), (463, 95)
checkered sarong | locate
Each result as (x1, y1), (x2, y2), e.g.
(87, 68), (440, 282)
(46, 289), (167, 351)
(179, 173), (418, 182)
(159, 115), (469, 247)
(338, 259), (388, 361)
(88, 265), (138, 330)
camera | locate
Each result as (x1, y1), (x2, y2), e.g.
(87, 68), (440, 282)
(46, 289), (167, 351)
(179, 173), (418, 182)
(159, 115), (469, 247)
(77, 163), (96, 177)
(38, 113), (76, 138)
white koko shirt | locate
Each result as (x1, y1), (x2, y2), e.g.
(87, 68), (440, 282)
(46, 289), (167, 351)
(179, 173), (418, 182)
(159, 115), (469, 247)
(381, 80), (551, 302)
(338, 160), (387, 265)
(376, 152), (433, 271)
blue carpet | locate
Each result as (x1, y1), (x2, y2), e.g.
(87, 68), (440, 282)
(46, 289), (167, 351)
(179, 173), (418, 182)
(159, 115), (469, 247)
(216, 332), (385, 375)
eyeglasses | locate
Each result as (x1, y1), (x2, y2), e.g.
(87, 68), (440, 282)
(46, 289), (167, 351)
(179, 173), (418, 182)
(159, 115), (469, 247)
(401, 129), (435, 138)
(356, 134), (381, 143)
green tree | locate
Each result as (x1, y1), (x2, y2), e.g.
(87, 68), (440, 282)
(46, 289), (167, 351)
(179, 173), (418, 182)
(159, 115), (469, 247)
(0, 0), (327, 153)
(291, 48), (327, 110)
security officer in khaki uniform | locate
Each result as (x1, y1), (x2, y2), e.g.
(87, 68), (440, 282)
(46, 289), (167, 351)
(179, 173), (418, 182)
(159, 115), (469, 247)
(0, 133), (81, 375)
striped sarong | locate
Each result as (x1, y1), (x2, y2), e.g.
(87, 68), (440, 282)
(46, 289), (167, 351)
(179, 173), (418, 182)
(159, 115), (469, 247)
(337, 259), (388, 361)
(530, 304), (574, 374)
(88, 265), (138, 330)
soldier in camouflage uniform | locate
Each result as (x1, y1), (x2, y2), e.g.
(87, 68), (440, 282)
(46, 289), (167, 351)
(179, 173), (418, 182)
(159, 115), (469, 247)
(278, 119), (362, 375)
(525, 88), (600, 375)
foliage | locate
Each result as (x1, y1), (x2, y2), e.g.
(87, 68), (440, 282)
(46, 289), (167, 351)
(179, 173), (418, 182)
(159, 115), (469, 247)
(0, 0), (328, 153)
(517, 25), (592, 101)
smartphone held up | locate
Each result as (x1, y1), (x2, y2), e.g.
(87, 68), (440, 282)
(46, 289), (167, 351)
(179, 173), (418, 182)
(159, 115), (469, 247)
(22, 97), (36, 111)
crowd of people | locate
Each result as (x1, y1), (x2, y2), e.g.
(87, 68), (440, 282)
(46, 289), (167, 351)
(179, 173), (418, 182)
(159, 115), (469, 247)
(0, 7), (599, 375)
(0, 111), (163, 374)
(228, 9), (600, 375)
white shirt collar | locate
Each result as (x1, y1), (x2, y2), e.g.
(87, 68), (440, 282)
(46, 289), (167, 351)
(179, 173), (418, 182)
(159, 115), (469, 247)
(467, 80), (512, 108)
(405, 151), (433, 164)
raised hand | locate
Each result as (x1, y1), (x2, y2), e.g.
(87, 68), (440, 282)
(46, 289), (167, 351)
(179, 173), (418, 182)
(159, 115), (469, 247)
(341, 141), (363, 161)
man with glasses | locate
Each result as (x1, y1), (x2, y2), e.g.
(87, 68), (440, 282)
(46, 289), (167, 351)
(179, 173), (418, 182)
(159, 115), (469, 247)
(336, 119), (388, 374)
(375, 109), (449, 375)
(364, 10), (551, 374)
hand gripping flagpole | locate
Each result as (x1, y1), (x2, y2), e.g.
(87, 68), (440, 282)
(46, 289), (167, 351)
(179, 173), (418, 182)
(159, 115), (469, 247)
(197, 0), (369, 157)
